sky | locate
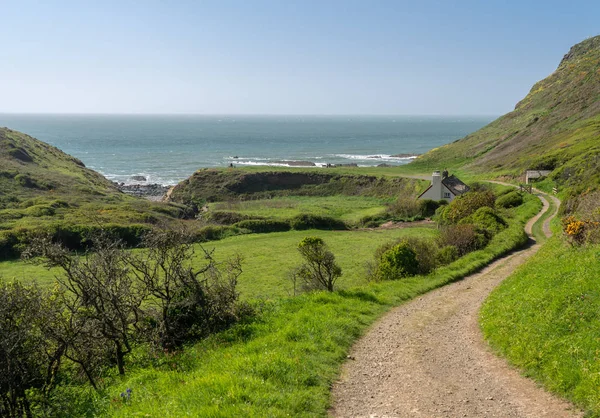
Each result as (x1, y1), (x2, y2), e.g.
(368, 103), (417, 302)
(1, 0), (599, 115)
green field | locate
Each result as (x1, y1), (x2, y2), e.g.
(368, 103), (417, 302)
(210, 195), (392, 224)
(0, 226), (436, 300)
(194, 226), (437, 299)
(21, 188), (538, 417)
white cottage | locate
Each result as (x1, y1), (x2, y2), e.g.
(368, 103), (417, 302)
(418, 170), (469, 202)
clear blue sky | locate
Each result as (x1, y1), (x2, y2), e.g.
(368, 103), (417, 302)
(1, 0), (598, 115)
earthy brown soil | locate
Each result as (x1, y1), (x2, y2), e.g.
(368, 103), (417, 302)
(330, 192), (583, 417)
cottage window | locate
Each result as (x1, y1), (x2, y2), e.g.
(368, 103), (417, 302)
(444, 192), (451, 199)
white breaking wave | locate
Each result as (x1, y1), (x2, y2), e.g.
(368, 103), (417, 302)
(332, 153), (417, 161)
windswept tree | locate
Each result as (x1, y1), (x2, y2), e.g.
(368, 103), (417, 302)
(289, 236), (342, 293)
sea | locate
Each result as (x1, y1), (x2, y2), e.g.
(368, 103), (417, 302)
(0, 114), (494, 186)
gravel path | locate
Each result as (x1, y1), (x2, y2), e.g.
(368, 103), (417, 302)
(330, 192), (582, 417)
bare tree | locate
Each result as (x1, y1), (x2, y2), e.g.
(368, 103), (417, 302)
(26, 232), (145, 376)
(129, 229), (244, 350)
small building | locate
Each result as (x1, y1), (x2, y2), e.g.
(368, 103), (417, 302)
(418, 170), (469, 202)
(525, 170), (552, 184)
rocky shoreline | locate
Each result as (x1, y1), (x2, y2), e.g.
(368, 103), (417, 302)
(116, 182), (171, 201)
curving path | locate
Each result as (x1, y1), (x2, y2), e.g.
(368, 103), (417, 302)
(330, 190), (582, 417)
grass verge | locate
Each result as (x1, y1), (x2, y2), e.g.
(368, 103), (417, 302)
(480, 237), (600, 416)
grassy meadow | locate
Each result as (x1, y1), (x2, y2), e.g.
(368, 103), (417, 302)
(34, 190), (541, 417)
(210, 195), (393, 224)
(0, 226), (437, 300)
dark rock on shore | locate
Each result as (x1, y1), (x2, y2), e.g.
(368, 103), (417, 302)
(117, 183), (170, 200)
(130, 175), (147, 181)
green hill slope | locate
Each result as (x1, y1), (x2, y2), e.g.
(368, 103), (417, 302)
(0, 128), (188, 258)
(0, 127), (120, 200)
(411, 35), (600, 194)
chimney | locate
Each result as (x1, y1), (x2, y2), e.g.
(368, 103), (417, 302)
(432, 171), (442, 199)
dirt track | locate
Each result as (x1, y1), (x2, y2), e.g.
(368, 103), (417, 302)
(330, 192), (582, 417)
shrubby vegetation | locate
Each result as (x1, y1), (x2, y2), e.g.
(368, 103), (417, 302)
(560, 190), (600, 245)
(369, 187), (515, 281)
(0, 228), (249, 416)
(496, 191), (524, 208)
(360, 198), (445, 227)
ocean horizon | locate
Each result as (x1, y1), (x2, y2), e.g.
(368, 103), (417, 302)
(0, 114), (495, 186)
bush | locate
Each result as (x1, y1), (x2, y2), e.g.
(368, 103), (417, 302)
(370, 236), (439, 278)
(0, 231), (19, 259)
(290, 214), (347, 230)
(436, 190), (496, 224)
(463, 206), (507, 236)
(235, 219), (291, 233)
(14, 173), (35, 188)
(195, 225), (235, 242)
(24, 205), (56, 217)
(376, 242), (418, 280)
(418, 199), (444, 218)
(386, 198), (421, 219)
(439, 224), (487, 256)
(289, 237), (342, 293)
(206, 211), (252, 225)
(358, 213), (388, 228)
(437, 245), (459, 265)
(0, 282), (63, 418)
(496, 191), (523, 208)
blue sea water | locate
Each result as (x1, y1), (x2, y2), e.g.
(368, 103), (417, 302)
(0, 114), (494, 186)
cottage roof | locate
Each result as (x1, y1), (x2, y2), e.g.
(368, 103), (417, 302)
(441, 175), (469, 196)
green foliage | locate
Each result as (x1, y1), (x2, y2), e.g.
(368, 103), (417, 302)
(371, 236), (439, 278)
(439, 224), (488, 256)
(437, 191), (496, 224)
(169, 168), (426, 205)
(290, 237), (342, 292)
(481, 238), (600, 416)
(289, 214), (347, 230)
(210, 195), (391, 225)
(376, 242), (418, 280)
(386, 197), (421, 219)
(5, 191), (538, 417)
(0, 128), (194, 261)
(234, 219), (291, 233)
(437, 245), (459, 265)
(495, 191), (524, 208)
(0, 282), (63, 418)
(205, 210), (251, 225)
(418, 199), (445, 217)
(463, 206), (507, 235)
(14, 173), (36, 188)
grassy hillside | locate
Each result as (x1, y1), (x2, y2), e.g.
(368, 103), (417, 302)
(0, 128), (190, 258)
(410, 35), (600, 194)
(481, 233), (600, 415)
(168, 168), (427, 208)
